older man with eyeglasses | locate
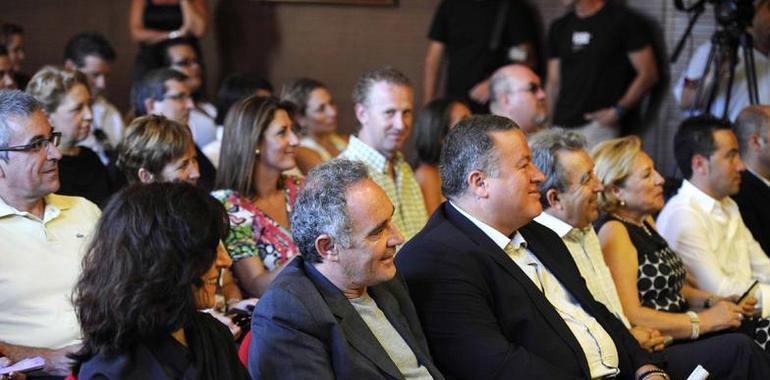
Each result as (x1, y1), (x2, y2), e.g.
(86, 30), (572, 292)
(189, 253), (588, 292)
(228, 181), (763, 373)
(0, 90), (101, 377)
(489, 64), (549, 135)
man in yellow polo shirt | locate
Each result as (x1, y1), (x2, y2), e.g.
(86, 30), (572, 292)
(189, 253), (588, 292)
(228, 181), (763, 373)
(0, 90), (100, 377)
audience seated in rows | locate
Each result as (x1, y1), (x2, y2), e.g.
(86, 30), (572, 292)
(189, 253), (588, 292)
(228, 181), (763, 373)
(213, 95), (301, 298)
(0, 90), (101, 377)
(733, 105), (770, 255)
(72, 182), (249, 379)
(489, 63), (548, 135)
(340, 67), (427, 243)
(397, 115), (664, 379)
(130, 67), (216, 191)
(530, 128), (770, 378)
(26, 66), (114, 207)
(657, 116), (770, 325)
(63, 32), (123, 165)
(249, 159), (444, 380)
(412, 97), (469, 214)
(280, 78), (347, 174)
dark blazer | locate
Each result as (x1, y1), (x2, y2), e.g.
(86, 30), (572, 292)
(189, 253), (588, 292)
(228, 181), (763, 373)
(396, 203), (652, 380)
(248, 256), (444, 380)
(733, 170), (770, 255)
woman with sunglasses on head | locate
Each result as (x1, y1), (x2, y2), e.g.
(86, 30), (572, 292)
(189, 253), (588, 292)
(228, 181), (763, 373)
(26, 66), (113, 207)
(72, 182), (249, 379)
(213, 95), (302, 297)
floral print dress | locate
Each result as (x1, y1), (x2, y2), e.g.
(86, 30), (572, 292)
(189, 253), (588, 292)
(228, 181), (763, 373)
(212, 176), (303, 271)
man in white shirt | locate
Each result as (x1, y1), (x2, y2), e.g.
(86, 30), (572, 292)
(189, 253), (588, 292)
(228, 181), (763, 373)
(64, 32), (125, 164)
(733, 105), (770, 254)
(397, 115), (665, 379)
(658, 115), (770, 318)
(0, 90), (100, 376)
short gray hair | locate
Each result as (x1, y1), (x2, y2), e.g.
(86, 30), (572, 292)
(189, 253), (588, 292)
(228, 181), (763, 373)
(352, 66), (411, 106)
(489, 69), (514, 112)
(528, 128), (587, 209)
(290, 159), (370, 263)
(734, 105), (770, 156)
(440, 115), (518, 199)
(0, 90), (43, 162)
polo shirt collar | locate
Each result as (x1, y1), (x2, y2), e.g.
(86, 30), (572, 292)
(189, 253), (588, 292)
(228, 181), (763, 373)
(347, 136), (404, 174)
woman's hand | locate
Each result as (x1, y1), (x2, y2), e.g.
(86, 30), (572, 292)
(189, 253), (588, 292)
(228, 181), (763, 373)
(699, 300), (743, 333)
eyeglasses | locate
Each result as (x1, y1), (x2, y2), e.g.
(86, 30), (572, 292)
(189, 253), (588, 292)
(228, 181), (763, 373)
(171, 58), (199, 67)
(0, 132), (61, 153)
(514, 82), (544, 95)
(161, 92), (192, 102)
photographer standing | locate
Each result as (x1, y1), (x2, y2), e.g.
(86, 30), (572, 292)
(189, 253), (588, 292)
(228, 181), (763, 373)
(674, 0), (770, 120)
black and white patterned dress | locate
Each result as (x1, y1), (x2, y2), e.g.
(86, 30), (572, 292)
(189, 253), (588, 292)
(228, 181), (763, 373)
(598, 215), (770, 350)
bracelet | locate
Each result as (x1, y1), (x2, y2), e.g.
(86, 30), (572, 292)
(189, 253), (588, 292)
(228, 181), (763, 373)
(686, 311), (700, 340)
(168, 30), (182, 39)
(613, 104), (626, 118)
(639, 369), (670, 380)
(704, 295), (719, 308)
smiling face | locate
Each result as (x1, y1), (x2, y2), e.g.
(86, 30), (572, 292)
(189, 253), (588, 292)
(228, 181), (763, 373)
(192, 242), (232, 310)
(0, 111), (63, 203)
(485, 129), (546, 231)
(552, 149), (603, 228)
(355, 82), (413, 158)
(615, 151), (666, 215)
(300, 87), (338, 135)
(48, 83), (92, 148)
(158, 143), (200, 185)
(258, 109), (299, 172)
(337, 178), (404, 289)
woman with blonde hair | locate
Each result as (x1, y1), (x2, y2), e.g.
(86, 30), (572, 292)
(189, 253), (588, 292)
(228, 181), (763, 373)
(26, 66), (112, 206)
(213, 95), (301, 297)
(592, 136), (770, 351)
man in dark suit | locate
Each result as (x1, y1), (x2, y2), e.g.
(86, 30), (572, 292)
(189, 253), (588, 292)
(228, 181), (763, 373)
(396, 115), (665, 379)
(734, 105), (770, 255)
(248, 159), (443, 380)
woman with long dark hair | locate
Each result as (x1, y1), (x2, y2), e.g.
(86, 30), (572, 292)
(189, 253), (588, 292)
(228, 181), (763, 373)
(72, 183), (249, 379)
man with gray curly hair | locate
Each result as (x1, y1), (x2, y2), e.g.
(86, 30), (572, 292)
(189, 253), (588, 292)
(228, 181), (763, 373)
(248, 159), (443, 380)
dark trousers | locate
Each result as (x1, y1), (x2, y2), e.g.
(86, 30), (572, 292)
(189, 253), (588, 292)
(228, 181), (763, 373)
(663, 333), (770, 380)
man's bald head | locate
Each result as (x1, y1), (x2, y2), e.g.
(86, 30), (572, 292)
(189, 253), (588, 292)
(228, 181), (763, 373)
(489, 64), (548, 134)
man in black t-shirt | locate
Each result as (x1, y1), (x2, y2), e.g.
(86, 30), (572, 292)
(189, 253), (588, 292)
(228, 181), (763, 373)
(546, 0), (657, 147)
(423, 0), (538, 113)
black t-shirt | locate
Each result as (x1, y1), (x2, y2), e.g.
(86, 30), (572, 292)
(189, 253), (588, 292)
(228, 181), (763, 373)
(548, 3), (650, 127)
(429, 0), (535, 109)
(58, 147), (113, 207)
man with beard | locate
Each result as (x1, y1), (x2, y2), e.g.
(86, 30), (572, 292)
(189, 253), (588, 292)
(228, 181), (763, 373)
(490, 64), (548, 134)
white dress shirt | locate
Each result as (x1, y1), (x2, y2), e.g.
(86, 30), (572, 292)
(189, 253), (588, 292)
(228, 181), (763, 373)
(657, 180), (770, 317)
(450, 203), (620, 379)
(536, 212), (631, 328)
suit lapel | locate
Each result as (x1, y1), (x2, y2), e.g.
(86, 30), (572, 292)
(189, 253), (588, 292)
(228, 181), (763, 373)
(444, 205), (590, 377)
(304, 262), (403, 380)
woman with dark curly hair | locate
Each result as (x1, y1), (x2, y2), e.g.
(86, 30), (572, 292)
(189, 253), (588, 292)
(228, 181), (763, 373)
(71, 182), (249, 379)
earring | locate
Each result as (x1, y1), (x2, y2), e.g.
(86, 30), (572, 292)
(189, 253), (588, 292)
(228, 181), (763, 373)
(619, 199), (627, 207)
(254, 148), (261, 156)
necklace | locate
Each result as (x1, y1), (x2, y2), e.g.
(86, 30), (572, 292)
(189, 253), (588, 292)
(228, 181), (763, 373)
(611, 213), (652, 236)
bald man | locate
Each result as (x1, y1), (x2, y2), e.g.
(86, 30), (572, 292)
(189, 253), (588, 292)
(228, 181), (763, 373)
(489, 64), (548, 134)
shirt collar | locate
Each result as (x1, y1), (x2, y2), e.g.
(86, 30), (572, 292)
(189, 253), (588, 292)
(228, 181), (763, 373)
(534, 211), (574, 238)
(0, 193), (66, 222)
(449, 201), (526, 250)
(679, 179), (723, 213)
(346, 136), (404, 174)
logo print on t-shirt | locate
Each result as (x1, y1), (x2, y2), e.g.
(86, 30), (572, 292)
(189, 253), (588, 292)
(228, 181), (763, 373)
(572, 31), (592, 52)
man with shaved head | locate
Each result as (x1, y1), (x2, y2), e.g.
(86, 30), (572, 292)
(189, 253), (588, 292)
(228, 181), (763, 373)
(489, 64), (548, 134)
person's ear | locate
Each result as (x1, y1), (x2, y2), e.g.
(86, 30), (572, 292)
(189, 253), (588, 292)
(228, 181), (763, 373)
(315, 234), (339, 262)
(354, 103), (367, 125)
(692, 154), (710, 177)
(545, 188), (561, 210)
(64, 59), (77, 71)
(467, 170), (489, 199)
(137, 168), (155, 184)
(144, 99), (156, 115)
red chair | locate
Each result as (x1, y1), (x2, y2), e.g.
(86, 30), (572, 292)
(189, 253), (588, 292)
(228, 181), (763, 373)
(64, 372), (77, 380)
(238, 331), (252, 367)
